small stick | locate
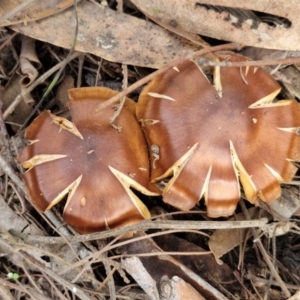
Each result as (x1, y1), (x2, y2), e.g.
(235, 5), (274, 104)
(95, 42), (241, 113)
(94, 58), (102, 86)
(8, 182), (27, 214)
(7, 218), (268, 245)
(198, 56), (300, 68)
(0, 155), (25, 192)
(19, 250), (92, 300)
(5, 52), (81, 121)
(77, 53), (85, 87)
(0, 108), (14, 164)
(0, 32), (18, 52)
(239, 199), (291, 298)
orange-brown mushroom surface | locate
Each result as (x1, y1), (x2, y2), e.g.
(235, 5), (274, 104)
(18, 87), (157, 234)
(137, 53), (300, 218)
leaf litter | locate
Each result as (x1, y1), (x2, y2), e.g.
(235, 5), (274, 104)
(1, 1), (300, 299)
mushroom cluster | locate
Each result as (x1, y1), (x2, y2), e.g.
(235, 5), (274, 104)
(18, 87), (157, 233)
(19, 53), (300, 233)
(137, 53), (300, 217)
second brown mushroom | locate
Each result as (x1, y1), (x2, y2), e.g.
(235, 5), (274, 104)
(137, 53), (300, 217)
(18, 87), (158, 234)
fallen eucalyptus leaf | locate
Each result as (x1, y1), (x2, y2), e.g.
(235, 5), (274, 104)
(5, 0), (198, 68)
(131, 0), (300, 51)
(0, 0), (79, 27)
(209, 207), (271, 260)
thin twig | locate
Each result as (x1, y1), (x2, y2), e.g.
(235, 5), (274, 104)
(0, 283), (15, 300)
(4, 52), (81, 121)
(50, 229), (207, 276)
(198, 56), (300, 68)
(41, 271), (71, 300)
(95, 43), (241, 113)
(0, 108), (14, 164)
(8, 182), (27, 214)
(0, 279), (48, 300)
(247, 273), (300, 290)
(0, 155), (25, 191)
(97, 264), (119, 294)
(233, 270), (257, 300)
(20, 262), (43, 294)
(43, 210), (80, 260)
(94, 58), (102, 86)
(105, 251), (211, 260)
(70, 235), (122, 282)
(19, 250), (92, 300)
(0, 32), (18, 52)
(8, 218), (268, 245)
(97, 239), (117, 299)
(239, 199), (291, 298)
(77, 53), (85, 87)
(3, 265), (37, 300)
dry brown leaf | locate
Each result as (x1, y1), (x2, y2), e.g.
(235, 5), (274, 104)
(259, 187), (300, 220)
(131, 0), (300, 51)
(208, 207), (271, 260)
(242, 48), (291, 62)
(55, 75), (75, 113)
(121, 232), (228, 300)
(2, 74), (34, 133)
(56, 75), (75, 106)
(0, 0), (78, 27)
(279, 67), (300, 100)
(154, 234), (236, 286)
(4, 1), (198, 68)
(18, 36), (41, 88)
(136, 6), (208, 48)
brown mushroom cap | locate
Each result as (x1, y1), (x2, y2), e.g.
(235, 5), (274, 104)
(137, 53), (300, 217)
(18, 87), (157, 233)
